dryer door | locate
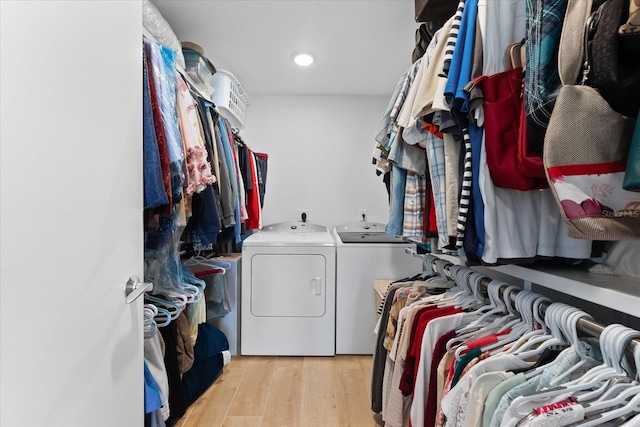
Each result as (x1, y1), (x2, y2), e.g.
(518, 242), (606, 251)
(250, 254), (326, 317)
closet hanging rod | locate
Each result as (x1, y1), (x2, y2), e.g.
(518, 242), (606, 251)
(428, 254), (640, 357)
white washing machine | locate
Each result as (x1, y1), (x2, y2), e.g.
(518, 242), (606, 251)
(241, 222), (336, 356)
(333, 222), (422, 354)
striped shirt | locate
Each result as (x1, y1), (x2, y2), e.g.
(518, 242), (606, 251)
(442, 0), (467, 76)
(391, 59), (423, 128)
(456, 128), (473, 248)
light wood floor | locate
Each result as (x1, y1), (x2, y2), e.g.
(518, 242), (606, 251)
(175, 355), (383, 427)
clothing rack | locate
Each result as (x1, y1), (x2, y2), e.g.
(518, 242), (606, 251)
(406, 249), (640, 359)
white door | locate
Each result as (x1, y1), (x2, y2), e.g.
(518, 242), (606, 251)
(1, 2), (143, 426)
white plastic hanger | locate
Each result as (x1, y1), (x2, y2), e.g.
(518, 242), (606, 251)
(450, 268), (485, 310)
(575, 386), (640, 426)
(425, 258), (455, 288)
(570, 325), (634, 389)
(418, 263), (475, 307)
(506, 306), (596, 418)
(145, 294), (184, 321)
(143, 304), (158, 338)
(144, 303), (158, 319)
(475, 287), (532, 353)
(453, 283), (522, 359)
(455, 280), (508, 335)
(575, 327), (640, 408)
(505, 294), (551, 355)
(486, 291), (543, 355)
(421, 254), (440, 277)
(512, 303), (573, 363)
(510, 324), (638, 419)
(183, 255), (228, 275)
(573, 324), (640, 423)
(154, 306), (172, 328)
(496, 286), (527, 331)
(432, 265), (468, 304)
(548, 308), (600, 386)
(445, 277), (514, 347)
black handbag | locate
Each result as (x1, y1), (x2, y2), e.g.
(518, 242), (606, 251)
(588, 0), (640, 117)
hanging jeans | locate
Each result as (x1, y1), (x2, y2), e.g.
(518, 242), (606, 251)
(386, 164), (408, 236)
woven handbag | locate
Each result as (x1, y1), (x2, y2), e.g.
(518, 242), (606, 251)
(544, 0), (640, 240)
(544, 85), (640, 240)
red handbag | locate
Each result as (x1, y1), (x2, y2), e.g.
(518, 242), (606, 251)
(475, 68), (547, 191)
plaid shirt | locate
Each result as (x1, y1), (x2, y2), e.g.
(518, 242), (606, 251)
(403, 172), (428, 243)
(525, 0), (569, 153)
(425, 130), (450, 250)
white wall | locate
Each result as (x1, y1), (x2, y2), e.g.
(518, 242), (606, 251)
(241, 95), (391, 229)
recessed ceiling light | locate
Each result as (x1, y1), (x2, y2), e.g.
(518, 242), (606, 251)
(293, 53), (314, 66)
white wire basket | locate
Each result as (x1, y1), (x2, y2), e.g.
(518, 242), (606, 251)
(211, 70), (250, 128)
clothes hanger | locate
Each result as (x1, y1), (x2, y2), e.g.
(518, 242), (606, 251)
(505, 294), (552, 355)
(512, 302), (573, 362)
(449, 267), (485, 309)
(514, 303), (572, 380)
(471, 286), (528, 352)
(183, 256), (228, 275)
(495, 285), (526, 331)
(145, 294), (184, 321)
(455, 280), (509, 335)
(574, 386), (640, 426)
(175, 66), (213, 103)
(414, 253), (436, 279)
(429, 264), (465, 302)
(442, 272), (506, 351)
(451, 282), (518, 357)
(547, 308), (600, 386)
(563, 324), (633, 390)
(154, 307), (172, 328)
(143, 304), (158, 338)
(144, 303), (158, 318)
(575, 326), (640, 405)
(206, 259), (231, 270)
(146, 302), (172, 328)
(505, 306), (597, 419)
(423, 258), (454, 288)
(486, 291), (542, 356)
(578, 332), (640, 425)
(518, 301), (581, 365)
(180, 282), (203, 304)
(443, 274), (499, 350)
(511, 324), (637, 419)
(416, 263), (472, 307)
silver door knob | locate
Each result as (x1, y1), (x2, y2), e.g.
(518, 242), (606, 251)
(125, 275), (153, 304)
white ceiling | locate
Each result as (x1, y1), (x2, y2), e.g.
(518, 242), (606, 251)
(151, 0), (418, 97)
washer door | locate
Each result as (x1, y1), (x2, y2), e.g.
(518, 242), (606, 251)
(250, 254), (327, 317)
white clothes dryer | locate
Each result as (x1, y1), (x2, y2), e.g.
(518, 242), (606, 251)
(332, 222), (422, 354)
(241, 222), (336, 356)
